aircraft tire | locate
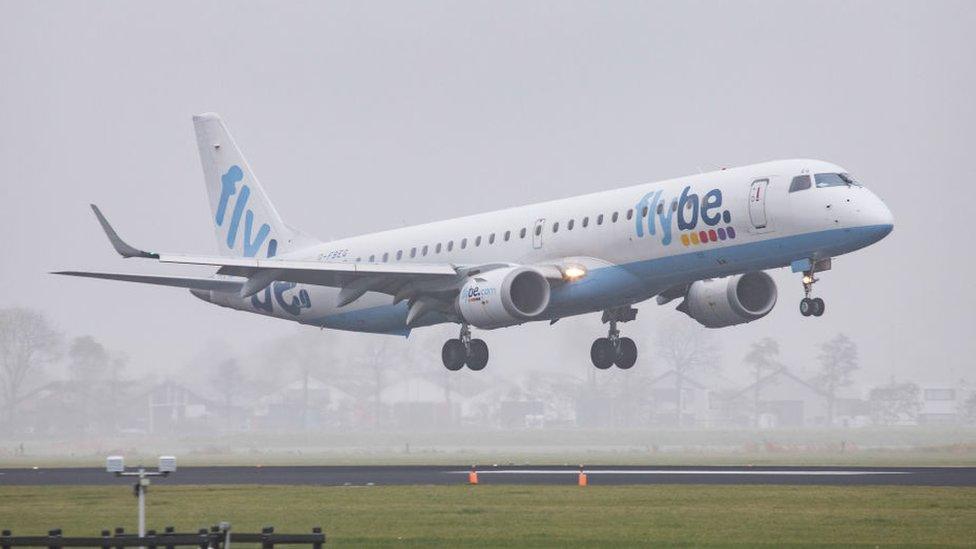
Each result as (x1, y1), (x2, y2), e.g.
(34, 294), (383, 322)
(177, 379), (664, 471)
(799, 298), (813, 316)
(467, 339), (489, 371)
(442, 339), (466, 371)
(812, 297), (825, 317)
(590, 338), (615, 370)
(615, 337), (637, 369)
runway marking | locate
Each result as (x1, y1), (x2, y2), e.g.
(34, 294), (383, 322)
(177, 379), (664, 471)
(450, 470), (909, 476)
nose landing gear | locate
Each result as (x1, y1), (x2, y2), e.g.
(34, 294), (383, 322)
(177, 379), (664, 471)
(590, 307), (638, 370)
(795, 258), (830, 317)
(442, 323), (489, 371)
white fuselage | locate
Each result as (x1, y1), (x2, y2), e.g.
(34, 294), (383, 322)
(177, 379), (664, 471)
(204, 158), (894, 335)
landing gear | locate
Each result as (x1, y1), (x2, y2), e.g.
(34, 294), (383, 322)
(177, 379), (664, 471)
(799, 297), (825, 317)
(590, 307), (639, 370)
(441, 323), (489, 371)
(799, 269), (826, 317)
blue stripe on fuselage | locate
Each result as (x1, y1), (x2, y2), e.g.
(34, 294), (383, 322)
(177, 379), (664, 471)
(306, 224), (893, 334)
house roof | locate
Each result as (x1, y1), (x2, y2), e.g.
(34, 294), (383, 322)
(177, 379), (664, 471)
(732, 367), (830, 399)
(648, 370), (706, 390)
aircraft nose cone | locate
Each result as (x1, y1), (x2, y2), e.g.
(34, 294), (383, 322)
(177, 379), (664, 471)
(862, 194), (894, 241)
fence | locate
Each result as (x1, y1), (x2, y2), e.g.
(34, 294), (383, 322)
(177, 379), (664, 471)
(0, 526), (324, 548)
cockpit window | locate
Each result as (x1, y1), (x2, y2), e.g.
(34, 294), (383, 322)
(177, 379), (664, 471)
(814, 172), (860, 188)
(789, 175), (812, 192)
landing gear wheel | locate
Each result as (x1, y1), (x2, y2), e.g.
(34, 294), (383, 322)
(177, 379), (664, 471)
(590, 338), (614, 370)
(800, 298), (814, 317)
(466, 339), (489, 371)
(811, 297), (825, 317)
(441, 339), (466, 371)
(615, 337), (637, 369)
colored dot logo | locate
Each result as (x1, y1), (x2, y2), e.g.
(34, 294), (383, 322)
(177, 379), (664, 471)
(680, 226), (735, 246)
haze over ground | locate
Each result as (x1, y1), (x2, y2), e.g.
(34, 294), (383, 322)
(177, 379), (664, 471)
(1, 1), (973, 388)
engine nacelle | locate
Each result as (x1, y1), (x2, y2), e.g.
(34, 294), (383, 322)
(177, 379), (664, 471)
(677, 272), (777, 328)
(457, 266), (551, 329)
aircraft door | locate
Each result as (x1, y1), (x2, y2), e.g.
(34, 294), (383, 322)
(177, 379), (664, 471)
(749, 178), (769, 229)
(532, 218), (545, 249)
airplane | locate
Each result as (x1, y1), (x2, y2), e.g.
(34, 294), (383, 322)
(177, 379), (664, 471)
(55, 113), (894, 372)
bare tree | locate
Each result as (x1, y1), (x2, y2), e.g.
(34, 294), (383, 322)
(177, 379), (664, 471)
(961, 392), (976, 425)
(211, 358), (243, 430)
(868, 380), (920, 425)
(743, 337), (782, 427)
(67, 335), (112, 431)
(812, 333), (859, 426)
(68, 335), (110, 381)
(360, 340), (391, 430)
(0, 308), (62, 429)
(656, 322), (720, 427)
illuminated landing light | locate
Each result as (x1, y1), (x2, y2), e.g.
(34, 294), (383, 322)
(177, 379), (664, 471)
(802, 275), (814, 285)
(563, 265), (587, 281)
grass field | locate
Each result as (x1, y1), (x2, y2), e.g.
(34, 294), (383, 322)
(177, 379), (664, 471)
(2, 485), (975, 547)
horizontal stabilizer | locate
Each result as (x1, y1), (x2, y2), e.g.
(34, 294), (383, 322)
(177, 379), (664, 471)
(52, 271), (243, 293)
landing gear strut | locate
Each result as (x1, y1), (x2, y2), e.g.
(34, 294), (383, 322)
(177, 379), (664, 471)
(442, 323), (489, 371)
(590, 307), (638, 370)
(797, 258), (830, 317)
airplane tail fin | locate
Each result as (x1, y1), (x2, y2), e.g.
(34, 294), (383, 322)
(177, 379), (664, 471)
(193, 113), (317, 258)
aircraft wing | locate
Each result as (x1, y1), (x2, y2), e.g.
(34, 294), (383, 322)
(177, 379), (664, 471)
(58, 205), (575, 320)
(63, 205), (486, 304)
(52, 271), (245, 292)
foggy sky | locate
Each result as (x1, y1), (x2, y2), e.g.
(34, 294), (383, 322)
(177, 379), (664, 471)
(1, 0), (973, 389)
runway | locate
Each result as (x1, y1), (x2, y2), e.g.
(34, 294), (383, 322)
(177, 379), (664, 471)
(2, 465), (975, 487)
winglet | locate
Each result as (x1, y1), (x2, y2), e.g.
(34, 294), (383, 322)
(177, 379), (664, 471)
(90, 204), (159, 259)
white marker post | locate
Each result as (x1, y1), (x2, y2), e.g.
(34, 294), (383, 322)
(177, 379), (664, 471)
(106, 456), (176, 541)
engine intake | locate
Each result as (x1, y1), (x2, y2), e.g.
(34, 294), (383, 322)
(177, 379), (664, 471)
(457, 266), (551, 329)
(677, 271), (777, 328)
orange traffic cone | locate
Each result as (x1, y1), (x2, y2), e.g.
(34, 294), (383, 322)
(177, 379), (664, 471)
(578, 467), (588, 487)
(468, 467), (479, 485)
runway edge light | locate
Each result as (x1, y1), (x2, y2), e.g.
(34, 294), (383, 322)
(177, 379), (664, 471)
(106, 455), (124, 473)
(159, 456), (177, 473)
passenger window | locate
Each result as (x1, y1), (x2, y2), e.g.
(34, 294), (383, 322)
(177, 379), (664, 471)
(436, 243), (442, 253)
(382, 252), (389, 262)
(475, 236), (482, 247)
(657, 203), (664, 215)
(641, 206), (648, 217)
(568, 219), (574, 230)
(552, 222), (559, 233)
(582, 217), (589, 228)
(671, 201), (677, 211)
(612, 212), (619, 223)
(396, 250), (403, 260)
(410, 247), (416, 258)
(447, 241), (454, 251)
(369, 254), (375, 262)
(626, 209), (633, 220)
(504, 230), (511, 241)
(461, 238), (467, 249)
(489, 233), (495, 244)
(520, 228), (527, 239)
(789, 175), (812, 192)
(597, 214), (604, 225)
(534, 225), (542, 236)
(422, 245), (428, 256)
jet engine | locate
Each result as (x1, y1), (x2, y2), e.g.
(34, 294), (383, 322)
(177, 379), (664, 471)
(677, 272), (777, 328)
(457, 266), (551, 329)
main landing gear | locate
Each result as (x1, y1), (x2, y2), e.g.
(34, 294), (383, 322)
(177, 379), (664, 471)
(590, 307), (638, 370)
(442, 323), (489, 371)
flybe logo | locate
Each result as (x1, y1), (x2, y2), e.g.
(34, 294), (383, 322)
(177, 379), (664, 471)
(214, 166), (311, 317)
(634, 186), (735, 246)
(215, 165), (278, 258)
